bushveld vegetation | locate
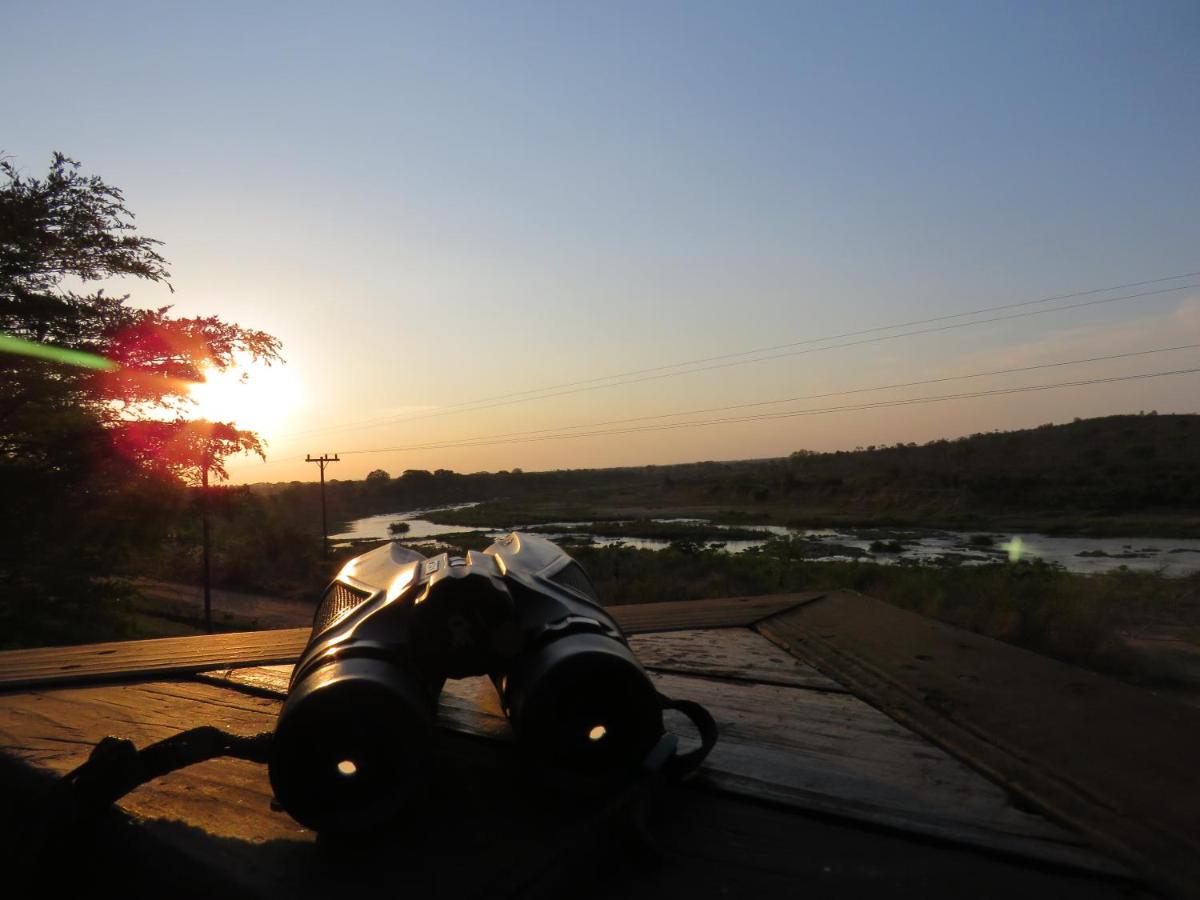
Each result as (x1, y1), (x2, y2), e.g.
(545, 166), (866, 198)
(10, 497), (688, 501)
(401, 533), (1200, 690)
(5, 412), (1199, 688)
(252, 412), (1200, 538)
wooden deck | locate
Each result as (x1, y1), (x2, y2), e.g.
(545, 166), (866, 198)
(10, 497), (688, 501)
(1, 591), (1189, 898)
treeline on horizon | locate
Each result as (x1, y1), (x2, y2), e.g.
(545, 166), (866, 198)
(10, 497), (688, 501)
(134, 412), (1200, 689)
(4, 412), (1197, 650)
(253, 412), (1200, 533)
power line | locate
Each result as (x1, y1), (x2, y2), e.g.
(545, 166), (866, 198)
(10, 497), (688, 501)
(237, 344), (1200, 470)
(274, 278), (1199, 443)
(326, 343), (1200, 446)
(359, 271), (1200, 414)
(328, 366), (1200, 457)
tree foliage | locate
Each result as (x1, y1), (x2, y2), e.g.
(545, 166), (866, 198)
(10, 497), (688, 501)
(0, 153), (283, 646)
(1, 154), (281, 446)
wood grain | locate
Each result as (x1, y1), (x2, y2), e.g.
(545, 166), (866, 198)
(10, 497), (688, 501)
(0, 594), (820, 692)
(0, 679), (631, 899)
(192, 655), (1116, 873)
(628, 627), (846, 690)
(198, 628), (845, 699)
(758, 591), (1200, 900)
(610, 593), (824, 634)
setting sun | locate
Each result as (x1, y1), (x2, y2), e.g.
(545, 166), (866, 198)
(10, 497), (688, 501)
(187, 357), (302, 440)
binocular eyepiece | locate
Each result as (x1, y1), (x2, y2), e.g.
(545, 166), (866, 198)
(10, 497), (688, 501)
(268, 533), (666, 834)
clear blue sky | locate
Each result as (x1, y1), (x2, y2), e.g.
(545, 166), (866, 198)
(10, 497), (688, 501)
(3, 1), (1198, 480)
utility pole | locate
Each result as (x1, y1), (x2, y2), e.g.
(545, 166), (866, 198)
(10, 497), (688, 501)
(306, 454), (339, 558)
(200, 449), (213, 634)
(199, 444), (216, 633)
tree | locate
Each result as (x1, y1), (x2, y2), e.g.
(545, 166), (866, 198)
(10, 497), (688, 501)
(115, 418), (266, 631)
(0, 153), (283, 646)
(1, 153), (280, 443)
(365, 468), (391, 483)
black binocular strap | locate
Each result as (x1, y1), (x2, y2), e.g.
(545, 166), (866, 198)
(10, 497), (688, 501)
(55, 726), (275, 820)
(655, 691), (719, 782)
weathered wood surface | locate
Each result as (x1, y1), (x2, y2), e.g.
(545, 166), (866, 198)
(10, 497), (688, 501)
(759, 591), (1200, 900)
(192, 642), (1116, 873)
(609, 592), (823, 633)
(0, 628), (310, 692)
(199, 627), (846, 698)
(0, 594), (819, 692)
(1, 708), (1140, 900)
(628, 627), (847, 690)
(0, 679), (630, 898)
(0, 601), (1136, 896)
(0, 666), (1118, 877)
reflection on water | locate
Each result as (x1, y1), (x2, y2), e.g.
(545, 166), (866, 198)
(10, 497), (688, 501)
(330, 503), (482, 544)
(333, 504), (1200, 577)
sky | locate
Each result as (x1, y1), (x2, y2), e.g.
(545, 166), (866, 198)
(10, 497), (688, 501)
(3, 1), (1198, 483)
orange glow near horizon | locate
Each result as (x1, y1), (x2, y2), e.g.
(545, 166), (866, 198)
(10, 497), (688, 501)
(187, 356), (303, 442)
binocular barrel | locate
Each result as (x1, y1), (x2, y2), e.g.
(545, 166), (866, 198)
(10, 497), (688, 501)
(268, 533), (664, 833)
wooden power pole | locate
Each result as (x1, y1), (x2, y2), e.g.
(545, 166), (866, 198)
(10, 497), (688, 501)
(201, 458), (213, 633)
(306, 454), (339, 557)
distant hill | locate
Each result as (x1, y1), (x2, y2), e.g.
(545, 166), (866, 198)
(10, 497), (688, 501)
(750, 412), (1200, 531)
(250, 413), (1200, 536)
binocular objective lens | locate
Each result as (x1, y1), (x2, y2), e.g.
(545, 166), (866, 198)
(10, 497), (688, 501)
(501, 633), (663, 778)
(269, 657), (437, 834)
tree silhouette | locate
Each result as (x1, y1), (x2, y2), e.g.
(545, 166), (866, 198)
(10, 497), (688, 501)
(1, 153), (283, 644)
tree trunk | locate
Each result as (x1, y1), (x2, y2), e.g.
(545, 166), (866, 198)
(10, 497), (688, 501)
(201, 463), (212, 633)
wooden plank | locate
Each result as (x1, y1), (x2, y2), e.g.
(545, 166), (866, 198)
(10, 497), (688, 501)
(656, 672), (1116, 875)
(0, 683), (1141, 900)
(569, 784), (1145, 900)
(610, 593), (824, 634)
(0, 680), (625, 899)
(199, 625), (847, 700)
(199, 664), (512, 738)
(0, 593), (820, 691)
(628, 627), (847, 691)
(0, 628), (311, 691)
(758, 592), (1200, 900)
(193, 657), (1118, 874)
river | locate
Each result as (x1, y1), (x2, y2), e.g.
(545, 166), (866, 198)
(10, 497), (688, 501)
(330, 505), (1200, 577)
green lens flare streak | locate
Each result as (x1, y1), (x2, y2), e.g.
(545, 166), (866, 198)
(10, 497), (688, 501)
(0, 333), (118, 371)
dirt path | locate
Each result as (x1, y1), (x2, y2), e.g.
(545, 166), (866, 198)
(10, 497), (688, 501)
(130, 580), (314, 632)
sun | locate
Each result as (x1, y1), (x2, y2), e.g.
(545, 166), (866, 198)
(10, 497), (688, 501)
(187, 356), (303, 440)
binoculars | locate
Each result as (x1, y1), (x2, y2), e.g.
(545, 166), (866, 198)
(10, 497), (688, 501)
(268, 533), (672, 834)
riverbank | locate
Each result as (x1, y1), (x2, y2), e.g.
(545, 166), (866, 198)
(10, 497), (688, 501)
(422, 498), (1200, 540)
(387, 503), (1200, 577)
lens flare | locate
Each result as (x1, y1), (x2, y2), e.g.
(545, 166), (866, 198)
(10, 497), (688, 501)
(0, 333), (117, 370)
(187, 354), (302, 440)
(588, 725), (607, 742)
(1005, 536), (1025, 562)
(336, 760), (358, 777)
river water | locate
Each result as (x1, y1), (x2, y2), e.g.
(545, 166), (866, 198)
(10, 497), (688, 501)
(331, 504), (1200, 577)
